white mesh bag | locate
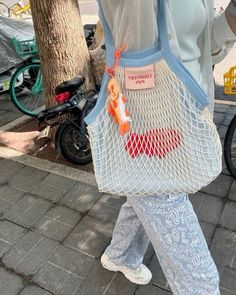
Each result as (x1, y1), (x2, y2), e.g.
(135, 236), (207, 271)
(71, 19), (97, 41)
(85, 0), (222, 197)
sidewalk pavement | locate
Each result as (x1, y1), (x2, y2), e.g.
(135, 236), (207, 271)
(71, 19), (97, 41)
(0, 103), (235, 295)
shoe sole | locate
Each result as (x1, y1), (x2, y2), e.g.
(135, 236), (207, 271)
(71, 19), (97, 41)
(101, 259), (151, 285)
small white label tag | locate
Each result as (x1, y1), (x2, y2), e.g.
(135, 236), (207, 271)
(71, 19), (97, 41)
(125, 65), (155, 90)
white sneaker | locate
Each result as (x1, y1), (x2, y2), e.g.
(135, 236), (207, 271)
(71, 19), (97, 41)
(100, 253), (152, 285)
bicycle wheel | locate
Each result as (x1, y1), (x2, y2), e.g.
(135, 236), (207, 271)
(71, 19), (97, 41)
(224, 115), (236, 179)
(9, 62), (45, 117)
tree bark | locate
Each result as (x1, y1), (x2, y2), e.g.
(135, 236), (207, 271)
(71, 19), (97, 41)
(29, 0), (94, 108)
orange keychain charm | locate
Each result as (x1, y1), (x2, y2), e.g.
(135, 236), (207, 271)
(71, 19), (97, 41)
(106, 45), (131, 136)
(107, 77), (131, 136)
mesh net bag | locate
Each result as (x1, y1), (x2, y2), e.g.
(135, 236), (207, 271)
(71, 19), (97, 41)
(85, 0), (222, 197)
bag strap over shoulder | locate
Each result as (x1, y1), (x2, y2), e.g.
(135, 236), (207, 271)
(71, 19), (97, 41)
(97, 0), (171, 65)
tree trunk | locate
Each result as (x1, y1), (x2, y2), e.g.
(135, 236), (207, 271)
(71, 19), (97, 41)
(29, 0), (94, 109)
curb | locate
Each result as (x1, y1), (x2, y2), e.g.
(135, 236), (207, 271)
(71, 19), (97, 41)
(0, 145), (97, 187)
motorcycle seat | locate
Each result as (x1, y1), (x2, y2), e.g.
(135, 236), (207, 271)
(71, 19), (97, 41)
(55, 76), (85, 94)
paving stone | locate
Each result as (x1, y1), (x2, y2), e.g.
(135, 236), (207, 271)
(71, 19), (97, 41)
(0, 159), (24, 184)
(200, 174), (233, 198)
(0, 110), (20, 125)
(64, 215), (114, 258)
(199, 221), (216, 247)
(74, 262), (115, 295)
(0, 267), (24, 295)
(219, 202), (236, 231)
(0, 159), (24, 172)
(105, 273), (137, 295)
(88, 202), (119, 224)
(8, 166), (48, 192)
(59, 183), (102, 213)
(214, 104), (230, 114)
(190, 192), (224, 224)
(42, 174), (76, 190)
(218, 125), (229, 139)
(88, 194), (126, 223)
(135, 285), (171, 295)
(0, 184), (25, 216)
(31, 182), (67, 202)
(149, 255), (171, 292)
(219, 266), (236, 294)
(221, 113), (235, 126)
(227, 106), (236, 115)
(214, 112), (226, 125)
(3, 231), (59, 276)
(143, 243), (155, 266)
(3, 194), (51, 228)
(33, 245), (95, 295)
(19, 285), (52, 295)
(94, 193), (127, 210)
(0, 220), (25, 257)
(228, 181), (236, 201)
(34, 205), (81, 241)
(210, 228), (236, 270)
(220, 287), (236, 295)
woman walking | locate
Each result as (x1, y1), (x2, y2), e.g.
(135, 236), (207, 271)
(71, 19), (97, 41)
(89, 1), (236, 294)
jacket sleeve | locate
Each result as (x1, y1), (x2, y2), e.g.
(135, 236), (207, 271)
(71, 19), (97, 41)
(211, 11), (236, 64)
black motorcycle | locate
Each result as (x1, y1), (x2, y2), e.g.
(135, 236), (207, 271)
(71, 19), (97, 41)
(37, 76), (97, 165)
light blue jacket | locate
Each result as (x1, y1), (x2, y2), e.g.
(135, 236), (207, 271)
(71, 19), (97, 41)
(101, 0), (236, 105)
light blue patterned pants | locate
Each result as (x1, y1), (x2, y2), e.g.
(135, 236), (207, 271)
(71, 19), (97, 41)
(105, 193), (220, 295)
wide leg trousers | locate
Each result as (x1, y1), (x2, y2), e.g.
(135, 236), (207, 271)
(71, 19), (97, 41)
(105, 193), (220, 295)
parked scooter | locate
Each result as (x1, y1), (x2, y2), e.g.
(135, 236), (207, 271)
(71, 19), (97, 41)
(37, 76), (98, 165)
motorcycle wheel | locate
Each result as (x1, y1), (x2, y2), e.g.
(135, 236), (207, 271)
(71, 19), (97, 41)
(56, 122), (92, 165)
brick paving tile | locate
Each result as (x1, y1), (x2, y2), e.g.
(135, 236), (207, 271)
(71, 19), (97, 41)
(33, 245), (95, 295)
(218, 266), (236, 294)
(42, 174), (76, 190)
(3, 194), (51, 228)
(74, 262), (115, 295)
(211, 228), (236, 270)
(0, 220), (25, 257)
(105, 272), (137, 295)
(200, 174), (233, 198)
(199, 221), (216, 247)
(0, 159), (24, 185)
(190, 192), (224, 224)
(8, 166), (48, 192)
(228, 181), (236, 201)
(19, 285), (52, 295)
(135, 285), (172, 295)
(2, 231), (59, 276)
(34, 205), (81, 241)
(0, 267), (24, 295)
(59, 182), (102, 213)
(219, 202), (236, 232)
(31, 182), (67, 202)
(0, 184), (25, 216)
(64, 215), (114, 258)
(149, 255), (171, 292)
(88, 194), (126, 224)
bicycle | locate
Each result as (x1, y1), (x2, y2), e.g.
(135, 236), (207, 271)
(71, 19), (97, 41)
(9, 37), (44, 117)
(223, 66), (236, 179)
(9, 1), (31, 19)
